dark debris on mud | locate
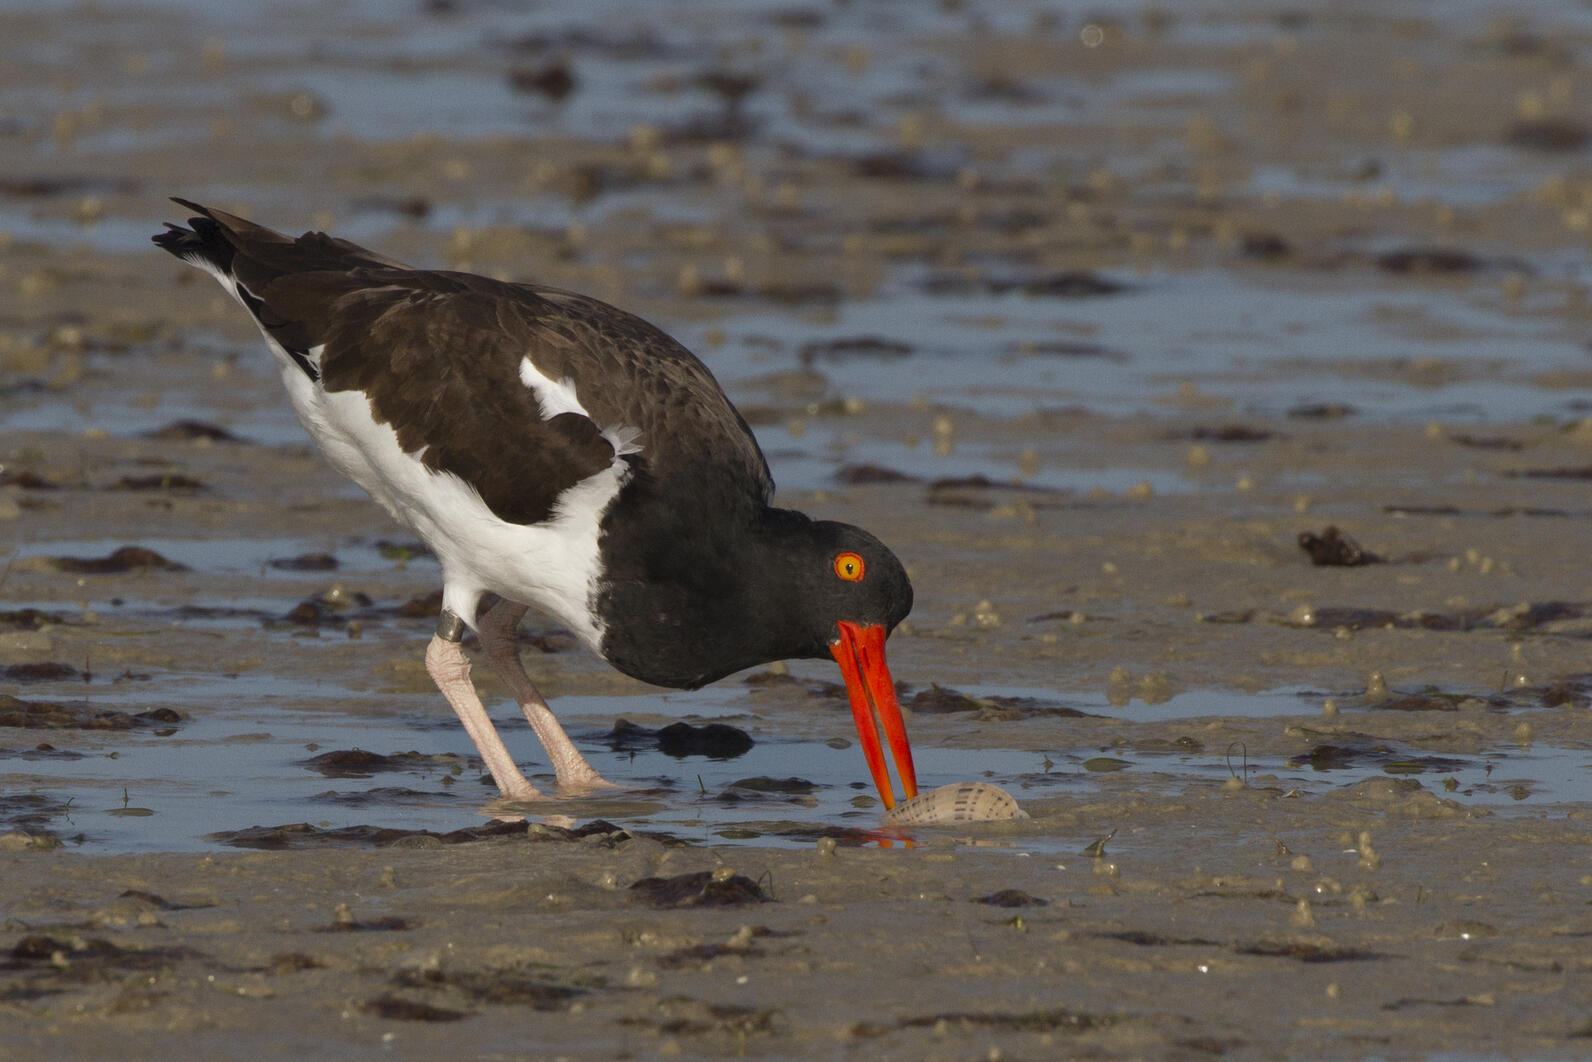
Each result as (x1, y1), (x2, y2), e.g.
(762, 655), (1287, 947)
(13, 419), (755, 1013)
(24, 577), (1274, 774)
(835, 463), (920, 485)
(49, 547), (188, 574)
(311, 786), (458, 807)
(603, 719), (754, 759)
(361, 994), (471, 1022)
(268, 552), (339, 572)
(798, 335), (913, 364)
(0, 743), (86, 762)
(0, 661), (81, 682)
(391, 963), (594, 1008)
(1167, 425), (1280, 443)
(715, 776), (818, 803)
(1297, 526), (1382, 566)
(976, 889), (1049, 908)
(205, 817), (663, 851)
(1101, 930), (1385, 965)
(140, 419), (244, 443)
(926, 475), (1069, 511)
(1506, 463), (1592, 481)
(206, 819), (534, 850)
(1287, 740), (1473, 775)
(300, 748), (469, 778)
(0, 608), (75, 630)
(629, 870), (770, 908)
(0, 695), (181, 731)
(922, 269), (1130, 298)
(907, 684), (1091, 721)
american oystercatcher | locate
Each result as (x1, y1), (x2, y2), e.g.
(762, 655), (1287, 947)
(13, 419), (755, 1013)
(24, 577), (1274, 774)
(153, 200), (919, 808)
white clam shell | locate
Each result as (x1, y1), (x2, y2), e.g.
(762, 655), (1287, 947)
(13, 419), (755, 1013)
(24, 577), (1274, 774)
(881, 781), (1027, 826)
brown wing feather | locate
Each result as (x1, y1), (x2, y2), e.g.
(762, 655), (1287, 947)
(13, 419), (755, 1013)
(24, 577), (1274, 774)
(263, 271), (618, 526)
(265, 267), (774, 514)
(501, 284), (775, 508)
(164, 201), (774, 525)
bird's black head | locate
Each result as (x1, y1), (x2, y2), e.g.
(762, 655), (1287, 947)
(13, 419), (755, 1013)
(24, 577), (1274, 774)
(596, 504), (920, 808)
(755, 512), (919, 810)
(764, 515), (913, 658)
(594, 504), (912, 689)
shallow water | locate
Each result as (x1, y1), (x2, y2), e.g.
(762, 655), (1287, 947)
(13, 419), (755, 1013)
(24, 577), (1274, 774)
(710, 269), (1592, 424)
(6, 665), (1583, 855)
(3, 257), (1586, 502)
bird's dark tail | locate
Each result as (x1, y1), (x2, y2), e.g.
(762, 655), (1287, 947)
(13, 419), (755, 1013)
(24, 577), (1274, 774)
(151, 197), (238, 276)
(153, 199), (415, 384)
(153, 198), (331, 382)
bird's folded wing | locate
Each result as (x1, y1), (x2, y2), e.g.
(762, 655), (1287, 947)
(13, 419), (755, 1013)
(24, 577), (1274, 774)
(264, 271), (620, 526)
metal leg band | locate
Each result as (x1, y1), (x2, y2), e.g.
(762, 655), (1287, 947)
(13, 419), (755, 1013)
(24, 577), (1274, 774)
(435, 608), (466, 643)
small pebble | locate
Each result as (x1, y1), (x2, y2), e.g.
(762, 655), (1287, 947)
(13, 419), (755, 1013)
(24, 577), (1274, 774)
(1357, 831), (1380, 870)
(1365, 672), (1388, 701)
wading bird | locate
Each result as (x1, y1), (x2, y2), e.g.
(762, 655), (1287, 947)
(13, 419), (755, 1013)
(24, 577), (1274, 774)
(154, 201), (919, 807)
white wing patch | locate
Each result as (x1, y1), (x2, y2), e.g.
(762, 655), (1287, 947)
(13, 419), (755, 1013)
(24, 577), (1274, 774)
(518, 355), (642, 456)
(519, 357), (586, 419)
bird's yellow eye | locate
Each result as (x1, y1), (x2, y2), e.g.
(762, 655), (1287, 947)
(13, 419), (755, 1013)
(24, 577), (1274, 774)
(833, 551), (865, 582)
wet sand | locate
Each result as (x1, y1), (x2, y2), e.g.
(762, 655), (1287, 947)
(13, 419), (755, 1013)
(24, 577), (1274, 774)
(4, 1), (1592, 1058)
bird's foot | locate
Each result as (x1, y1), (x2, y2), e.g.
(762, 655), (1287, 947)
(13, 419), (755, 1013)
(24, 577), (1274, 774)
(494, 778), (547, 803)
(554, 764), (623, 796)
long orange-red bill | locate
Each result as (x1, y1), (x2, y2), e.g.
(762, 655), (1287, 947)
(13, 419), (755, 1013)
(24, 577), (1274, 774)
(829, 620), (918, 810)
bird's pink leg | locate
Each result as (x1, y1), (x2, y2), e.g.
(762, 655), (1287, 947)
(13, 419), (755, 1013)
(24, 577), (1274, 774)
(424, 624), (542, 800)
(477, 598), (617, 792)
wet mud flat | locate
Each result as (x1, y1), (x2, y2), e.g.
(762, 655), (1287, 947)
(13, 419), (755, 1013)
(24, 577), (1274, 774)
(4, 787), (1592, 1060)
(5, 408), (1592, 1060)
(5, 0), (1592, 1057)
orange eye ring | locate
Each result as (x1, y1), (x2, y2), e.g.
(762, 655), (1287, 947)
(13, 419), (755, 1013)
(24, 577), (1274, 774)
(833, 551), (865, 582)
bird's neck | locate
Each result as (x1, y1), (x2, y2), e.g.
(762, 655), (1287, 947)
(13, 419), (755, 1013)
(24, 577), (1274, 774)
(595, 505), (818, 689)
